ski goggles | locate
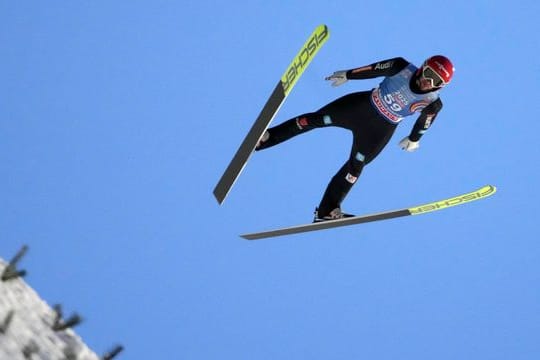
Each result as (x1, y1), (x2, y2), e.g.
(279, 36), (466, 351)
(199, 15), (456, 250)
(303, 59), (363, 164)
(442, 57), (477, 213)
(421, 66), (447, 88)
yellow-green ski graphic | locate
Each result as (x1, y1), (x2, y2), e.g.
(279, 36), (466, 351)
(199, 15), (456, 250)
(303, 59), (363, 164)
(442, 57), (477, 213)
(281, 24), (329, 95)
(409, 185), (496, 215)
(242, 185), (497, 240)
(214, 25), (329, 204)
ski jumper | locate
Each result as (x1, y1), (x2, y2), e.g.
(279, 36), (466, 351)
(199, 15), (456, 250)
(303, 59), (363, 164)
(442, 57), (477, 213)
(256, 57), (444, 217)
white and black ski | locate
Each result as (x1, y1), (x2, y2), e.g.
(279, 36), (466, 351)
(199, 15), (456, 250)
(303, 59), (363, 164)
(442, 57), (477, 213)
(213, 25), (330, 204)
(241, 185), (497, 240)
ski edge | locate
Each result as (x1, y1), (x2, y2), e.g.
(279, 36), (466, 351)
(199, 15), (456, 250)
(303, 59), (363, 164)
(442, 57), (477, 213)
(241, 185), (497, 240)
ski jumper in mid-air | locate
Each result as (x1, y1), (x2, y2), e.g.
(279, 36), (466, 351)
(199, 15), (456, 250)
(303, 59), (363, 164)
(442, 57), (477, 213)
(255, 55), (455, 222)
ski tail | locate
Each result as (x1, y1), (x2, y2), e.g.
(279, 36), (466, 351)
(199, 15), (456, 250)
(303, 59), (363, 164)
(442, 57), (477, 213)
(241, 185), (497, 240)
(213, 25), (330, 204)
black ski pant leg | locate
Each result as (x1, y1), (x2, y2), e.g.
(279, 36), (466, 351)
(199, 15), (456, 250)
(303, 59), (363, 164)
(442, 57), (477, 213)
(315, 92), (397, 217)
(256, 91), (396, 217)
(255, 112), (331, 150)
(316, 136), (366, 216)
(256, 92), (368, 151)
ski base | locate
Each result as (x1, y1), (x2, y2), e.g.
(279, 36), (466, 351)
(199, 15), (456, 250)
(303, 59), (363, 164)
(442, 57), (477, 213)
(213, 24), (330, 204)
(241, 185), (497, 240)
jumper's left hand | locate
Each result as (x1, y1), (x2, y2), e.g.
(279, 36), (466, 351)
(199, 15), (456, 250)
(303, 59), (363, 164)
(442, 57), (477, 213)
(399, 137), (420, 152)
(325, 70), (348, 87)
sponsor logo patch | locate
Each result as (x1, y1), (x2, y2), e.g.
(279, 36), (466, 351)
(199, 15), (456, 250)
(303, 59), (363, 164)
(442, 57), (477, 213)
(345, 173), (358, 184)
(296, 117), (309, 129)
(374, 61), (394, 70)
(409, 101), (430, 113)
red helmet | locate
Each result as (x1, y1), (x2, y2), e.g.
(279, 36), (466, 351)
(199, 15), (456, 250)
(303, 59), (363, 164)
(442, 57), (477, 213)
(421, 55), (454, 87)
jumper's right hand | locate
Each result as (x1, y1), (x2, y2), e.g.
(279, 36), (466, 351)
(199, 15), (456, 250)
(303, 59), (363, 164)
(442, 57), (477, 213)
(399, 137), (420, 152)
(325, 70), (348, 87)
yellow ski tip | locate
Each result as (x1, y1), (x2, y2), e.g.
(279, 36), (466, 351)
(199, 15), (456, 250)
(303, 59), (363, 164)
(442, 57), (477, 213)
(409, 185), (496, 215)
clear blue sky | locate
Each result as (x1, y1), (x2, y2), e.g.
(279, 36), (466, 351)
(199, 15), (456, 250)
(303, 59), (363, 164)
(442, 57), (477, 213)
(2, 1), (539, 359)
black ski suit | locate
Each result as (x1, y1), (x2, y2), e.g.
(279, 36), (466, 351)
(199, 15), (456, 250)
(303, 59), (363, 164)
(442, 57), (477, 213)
(256, 57), (444, 217)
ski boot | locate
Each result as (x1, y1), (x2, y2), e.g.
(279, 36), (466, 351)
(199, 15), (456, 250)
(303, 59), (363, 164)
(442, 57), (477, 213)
(313, 207), (354, 223)
(255, 130), (269, 150)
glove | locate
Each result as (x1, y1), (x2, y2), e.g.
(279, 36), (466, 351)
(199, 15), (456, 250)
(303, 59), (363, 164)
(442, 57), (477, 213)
(399, 137), (420, 152)
(325, 70), (348, 87)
